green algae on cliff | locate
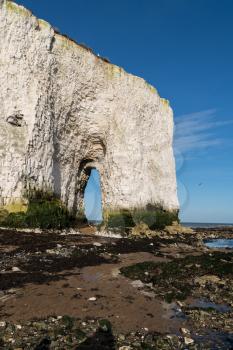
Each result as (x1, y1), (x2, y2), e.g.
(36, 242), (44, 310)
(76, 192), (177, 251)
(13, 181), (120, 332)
(104, 207), (179, 230)
(0, 191), (75, 229)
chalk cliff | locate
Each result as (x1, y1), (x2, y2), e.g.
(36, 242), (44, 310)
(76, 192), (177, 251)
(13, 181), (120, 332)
(0, 0), (179, 225)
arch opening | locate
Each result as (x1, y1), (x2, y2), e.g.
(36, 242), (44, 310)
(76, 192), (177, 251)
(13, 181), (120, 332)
(84, 168), (103, 224)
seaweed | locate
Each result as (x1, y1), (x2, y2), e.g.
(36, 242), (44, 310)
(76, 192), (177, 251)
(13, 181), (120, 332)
(121, 252), (233, 302)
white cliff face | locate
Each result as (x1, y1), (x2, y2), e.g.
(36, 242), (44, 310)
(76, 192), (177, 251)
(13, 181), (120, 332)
(0, 0), (179, 218)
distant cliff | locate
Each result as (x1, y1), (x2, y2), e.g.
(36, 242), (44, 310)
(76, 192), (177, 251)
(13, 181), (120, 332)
(0, 0), (179, 227)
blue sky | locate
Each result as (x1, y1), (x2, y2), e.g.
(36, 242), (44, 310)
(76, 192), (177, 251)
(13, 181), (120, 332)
(17, 0), (233, 223)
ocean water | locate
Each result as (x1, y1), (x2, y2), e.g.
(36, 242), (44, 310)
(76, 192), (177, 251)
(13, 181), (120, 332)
(88, 220), (233, 229)
(205, 239), (233, 249)
(182, 222), (233, 249)
(182, 222), (233, 228)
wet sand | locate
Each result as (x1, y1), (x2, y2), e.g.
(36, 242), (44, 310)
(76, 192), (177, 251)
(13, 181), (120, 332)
(0, 226), (232, 349)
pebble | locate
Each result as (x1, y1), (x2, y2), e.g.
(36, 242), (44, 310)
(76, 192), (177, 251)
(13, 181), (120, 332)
(46, 249), (56, 254)
(184, 337), (194, 345)
(145, 282), (153, 288)
(93, 242), (102, 247)
(118, 334), (125, 341)
(131, 280), (144, 289)
(177, 300), (183, 307)
(0, 321), (6, 327)
(8, 288), (17, 294)
(111, 268), (120, 277)
(181, 327), (190, 335)
(88, 297), (97, 301)
(12, 266), (21, 272)
(8, 338), (15, 343)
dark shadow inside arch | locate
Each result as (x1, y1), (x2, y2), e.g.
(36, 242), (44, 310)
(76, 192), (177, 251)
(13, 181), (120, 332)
(84, 168), (103, 224)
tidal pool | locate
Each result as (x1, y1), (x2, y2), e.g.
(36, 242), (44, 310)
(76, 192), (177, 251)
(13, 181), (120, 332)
(188, 298), (231, 313)
(205, 239), (233, 249)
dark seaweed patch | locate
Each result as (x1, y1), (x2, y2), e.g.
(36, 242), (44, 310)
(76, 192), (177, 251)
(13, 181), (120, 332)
(121, 252), (233, 302)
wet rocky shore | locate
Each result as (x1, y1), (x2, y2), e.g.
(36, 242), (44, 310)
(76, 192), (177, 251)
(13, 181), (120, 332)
(0, 225), (232, 349)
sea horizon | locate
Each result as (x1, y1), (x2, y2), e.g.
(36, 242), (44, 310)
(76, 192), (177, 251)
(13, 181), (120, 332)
(182, 222), (233, 228)
(88, 220), (233, 229)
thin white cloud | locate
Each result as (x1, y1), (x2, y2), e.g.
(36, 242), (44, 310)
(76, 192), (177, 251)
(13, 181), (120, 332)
(174, 109), (233, 153)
